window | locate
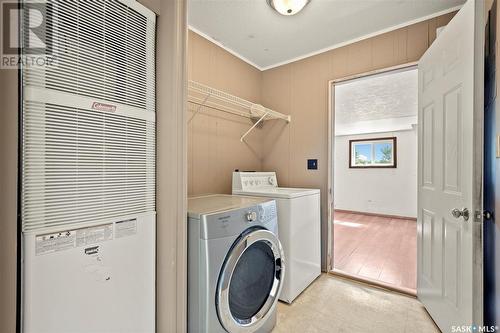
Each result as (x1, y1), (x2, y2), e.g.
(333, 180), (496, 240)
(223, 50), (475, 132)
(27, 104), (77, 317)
(349, 137), (397, 168)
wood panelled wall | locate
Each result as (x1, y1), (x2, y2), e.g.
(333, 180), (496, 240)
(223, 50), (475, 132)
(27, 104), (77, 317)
(187, 31), (263, 196)
(0, 0), (19, 329)
(259, 12), (456, 269)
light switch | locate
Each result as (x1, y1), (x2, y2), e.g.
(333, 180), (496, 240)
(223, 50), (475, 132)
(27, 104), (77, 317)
(307, 159), (318, 170)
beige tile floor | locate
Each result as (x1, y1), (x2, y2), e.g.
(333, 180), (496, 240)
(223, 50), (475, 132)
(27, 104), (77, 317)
(273, 274), (440, 333)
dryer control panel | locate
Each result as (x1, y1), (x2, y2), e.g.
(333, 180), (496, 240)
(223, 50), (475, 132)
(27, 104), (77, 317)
(198, 198), (278, 239)
(257, 202), (277, 224)
(244, 200), (277, 225)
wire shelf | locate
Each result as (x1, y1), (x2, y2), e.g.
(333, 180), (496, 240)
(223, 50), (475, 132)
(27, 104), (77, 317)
(188, 80), (290, 121)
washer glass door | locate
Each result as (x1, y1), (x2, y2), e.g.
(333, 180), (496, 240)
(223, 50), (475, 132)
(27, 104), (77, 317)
(217, 228), (284, 333)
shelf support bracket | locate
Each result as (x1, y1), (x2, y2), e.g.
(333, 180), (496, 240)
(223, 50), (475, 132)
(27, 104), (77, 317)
(240, 111), (269, 142)
(188, 93), (211, 124)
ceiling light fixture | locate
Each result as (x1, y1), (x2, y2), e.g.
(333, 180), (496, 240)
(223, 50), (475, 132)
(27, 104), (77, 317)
(267, 0), (311, 16)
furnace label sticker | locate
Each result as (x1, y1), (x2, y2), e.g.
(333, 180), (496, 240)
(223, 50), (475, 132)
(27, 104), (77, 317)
(36, 230), (76, 255)
(75, 224), (113, 247)
(115, 218), (137, 238)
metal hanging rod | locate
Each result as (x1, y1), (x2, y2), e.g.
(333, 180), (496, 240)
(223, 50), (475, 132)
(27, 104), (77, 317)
(187, 80), (291, 127)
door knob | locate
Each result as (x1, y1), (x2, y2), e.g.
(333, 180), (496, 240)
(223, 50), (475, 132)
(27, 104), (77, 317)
(451, 207), (470, 221)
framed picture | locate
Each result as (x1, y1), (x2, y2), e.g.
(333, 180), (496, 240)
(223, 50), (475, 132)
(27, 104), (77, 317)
(349, 137), (397, 168)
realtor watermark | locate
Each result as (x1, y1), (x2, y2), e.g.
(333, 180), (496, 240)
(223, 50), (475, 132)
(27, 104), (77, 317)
(1, 1), (57, 69)
(452, 325), (499, 333)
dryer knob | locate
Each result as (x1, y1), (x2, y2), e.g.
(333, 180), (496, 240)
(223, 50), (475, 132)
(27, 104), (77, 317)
(246, 211), (257, 222)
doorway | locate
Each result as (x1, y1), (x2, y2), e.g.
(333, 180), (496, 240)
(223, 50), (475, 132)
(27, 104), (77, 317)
(326, 1), (484, 330)
(328, 65), (418, 294)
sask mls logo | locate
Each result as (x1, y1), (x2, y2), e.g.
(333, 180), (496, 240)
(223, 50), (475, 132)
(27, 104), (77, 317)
(1, 1), (57, 69)
(452, 325), (499, 333)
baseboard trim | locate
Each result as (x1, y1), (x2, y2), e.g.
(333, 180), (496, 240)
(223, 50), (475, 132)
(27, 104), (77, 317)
(329, 269), (417, 297)
(334, 209), (417, 221)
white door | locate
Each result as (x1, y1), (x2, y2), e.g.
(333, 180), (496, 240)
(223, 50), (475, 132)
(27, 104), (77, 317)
(418, 0), (483, 331)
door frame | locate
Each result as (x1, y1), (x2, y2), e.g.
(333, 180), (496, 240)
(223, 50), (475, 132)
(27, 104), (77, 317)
(471, 0), (485, 325)
(326, 61), (418, 272)
(156, 0), (189, 332)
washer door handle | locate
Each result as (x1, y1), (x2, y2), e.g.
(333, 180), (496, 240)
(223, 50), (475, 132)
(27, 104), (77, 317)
(275, 258), (282, 278)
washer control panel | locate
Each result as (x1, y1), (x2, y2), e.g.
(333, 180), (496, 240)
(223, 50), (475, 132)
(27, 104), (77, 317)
(233, 172), (278, 191)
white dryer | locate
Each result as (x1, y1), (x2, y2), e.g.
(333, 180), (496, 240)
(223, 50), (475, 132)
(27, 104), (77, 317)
(232, 172), (321, 303)
(188, 194), (285, 333)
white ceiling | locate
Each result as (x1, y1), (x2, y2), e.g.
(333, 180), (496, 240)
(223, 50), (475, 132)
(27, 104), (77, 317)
(188, 0), (465, 70)
(334, 67), (418, 135)
(335, 68), (418, 124)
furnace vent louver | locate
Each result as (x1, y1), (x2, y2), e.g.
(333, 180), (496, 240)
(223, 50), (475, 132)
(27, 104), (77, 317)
(23, 0), (155, 111)
(22, 0), (156, 232)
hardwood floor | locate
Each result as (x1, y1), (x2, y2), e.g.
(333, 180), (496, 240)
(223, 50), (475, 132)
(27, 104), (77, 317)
(333, 211), (417, 291)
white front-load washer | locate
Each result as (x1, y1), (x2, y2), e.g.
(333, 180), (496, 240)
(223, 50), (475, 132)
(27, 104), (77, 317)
(232, 172), (321, 304)
(187, 194), (285, 333)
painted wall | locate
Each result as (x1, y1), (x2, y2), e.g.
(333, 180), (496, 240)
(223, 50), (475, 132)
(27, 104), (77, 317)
(187, 31), (264, 195)
(260, 12), (456, 269)
(334, 130), (417, 218)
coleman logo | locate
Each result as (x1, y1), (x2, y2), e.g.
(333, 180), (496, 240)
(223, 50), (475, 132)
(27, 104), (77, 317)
(91, 102), (116, 112)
